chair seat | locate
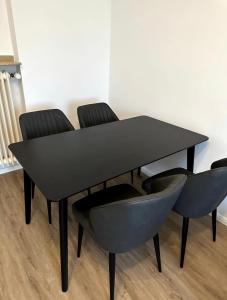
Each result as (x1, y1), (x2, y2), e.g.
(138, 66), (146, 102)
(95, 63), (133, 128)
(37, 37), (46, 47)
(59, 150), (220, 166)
(72, 184), (141, 229)
(142, 168), (192, 194)
(211, 158), (227, 169)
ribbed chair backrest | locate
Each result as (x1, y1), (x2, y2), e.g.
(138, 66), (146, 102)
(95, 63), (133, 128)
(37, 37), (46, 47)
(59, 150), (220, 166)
(19, 109), (74, 140)
(77, 102), (119, 128)
(174, 167), (227, 218)
(89, 175), (186, 253)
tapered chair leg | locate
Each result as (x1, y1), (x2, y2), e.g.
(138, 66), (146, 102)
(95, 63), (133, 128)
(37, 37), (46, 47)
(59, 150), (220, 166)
(109, 253), (116, 300)
(104, 181), (107, 190)
(47, 200), (52, 224)
(31, 181), (35, 199)
(153, 234), (162, 272)
(77, 223), (84, 258)
(180, 217), (189, 268)
(131, 170), (134, 184)
(87, 188), (91, 196)
(212, 209), (217, 242)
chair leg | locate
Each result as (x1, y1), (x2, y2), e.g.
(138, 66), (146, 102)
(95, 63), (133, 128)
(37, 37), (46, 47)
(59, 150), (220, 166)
(137, 167), (141, 176)
(153, 234), (162, 272)
(130, 170), (134, 184)
(180, 217), (189, 268)
(31, 181), (35, 199)
(47, 200), (52, 224)
(103, 181), (107, 189)
(87, 188), (91, 196)
(109, 253), (116, 300)
(212, 209), (217, 242)
(77, 223), (84, 258)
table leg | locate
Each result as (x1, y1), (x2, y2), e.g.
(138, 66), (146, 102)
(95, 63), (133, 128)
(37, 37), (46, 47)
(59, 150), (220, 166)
(59, 198), (68, 292)
(23, 170), (32, 224)
(187, 146), (195, 172)
(137, 167), (141, 176)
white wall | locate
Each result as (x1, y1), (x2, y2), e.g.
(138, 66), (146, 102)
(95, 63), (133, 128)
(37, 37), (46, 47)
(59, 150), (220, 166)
(0, 0), (13, 54)
(109, 0), (227, 219)
(10, 0), (111, 126)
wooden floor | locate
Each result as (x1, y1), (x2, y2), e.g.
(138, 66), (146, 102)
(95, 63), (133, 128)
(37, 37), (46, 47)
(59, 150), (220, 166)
(1, 170), (227, 300)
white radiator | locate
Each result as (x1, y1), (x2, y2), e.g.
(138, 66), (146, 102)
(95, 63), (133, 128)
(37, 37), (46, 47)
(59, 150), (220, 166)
(0, 72), (20, 167)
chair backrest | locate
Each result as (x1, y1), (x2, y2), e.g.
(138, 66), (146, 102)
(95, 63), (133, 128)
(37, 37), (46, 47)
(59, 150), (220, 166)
(89, 174), (186, 253)
(77, 102), (119, 128)
(211, 158), (227, 169)
(174, 167), (227, 218)
(19, 109), (74, 140)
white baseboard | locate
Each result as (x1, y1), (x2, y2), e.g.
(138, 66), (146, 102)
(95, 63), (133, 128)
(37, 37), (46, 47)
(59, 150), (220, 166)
(0, 164), (22, 175)
(141, 166), (155, 177)
(217, 212), (227, 226)
(141, 166), (227, 227)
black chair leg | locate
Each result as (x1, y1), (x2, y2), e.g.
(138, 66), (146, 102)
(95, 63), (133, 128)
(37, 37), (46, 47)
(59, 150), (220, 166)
(109, 253), (116, 300)
(212, 209), (217, 242)
(31, 181), (35, 199)
(47, 200), (52, 224)
(77, 223), (84, 258)
(104, 181), (107, 189)
(180, 217), (189, 268)
(87, 188), (91, 196)
(153, 234), (162, 272)
(137, 167), (141, 176)
(130, 170), (134, 184)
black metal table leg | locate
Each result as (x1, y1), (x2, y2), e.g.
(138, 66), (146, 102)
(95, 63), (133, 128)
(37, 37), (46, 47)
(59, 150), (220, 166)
(137, 167), (141, 176)
(47, 200), (52, 224)
(187, 146), (195, 172)
(23, 170), (32, 224)
(59, 198), (68, 292)
(212, 209), (217, 242)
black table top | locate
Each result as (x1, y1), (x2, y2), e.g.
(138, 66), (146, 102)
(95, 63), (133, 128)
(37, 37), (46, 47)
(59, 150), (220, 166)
(9, 116), (208, 201)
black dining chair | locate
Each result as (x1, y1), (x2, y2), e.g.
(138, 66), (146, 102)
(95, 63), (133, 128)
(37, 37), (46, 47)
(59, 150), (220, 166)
(77, 102), (139, 186)
(19, 109), (74, 224)
(142, 159), (227, 268)
(211, 158), (227, 170)
(72, 174), (186, 300)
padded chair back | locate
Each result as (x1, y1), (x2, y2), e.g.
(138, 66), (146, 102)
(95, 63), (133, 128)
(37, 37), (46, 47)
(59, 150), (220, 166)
(19, 109), (74, 140)
(77, 102), (119, 128)
(89, 175), (186, 253)
(174, 167), (227, 218)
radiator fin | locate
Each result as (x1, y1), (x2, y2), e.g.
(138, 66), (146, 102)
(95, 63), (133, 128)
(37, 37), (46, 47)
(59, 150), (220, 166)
(0, 72), (20, 167)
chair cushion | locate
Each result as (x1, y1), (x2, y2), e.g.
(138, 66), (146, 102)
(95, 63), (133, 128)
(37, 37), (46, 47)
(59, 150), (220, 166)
(72, 184), (141, 230)
(211, 158), (227, 170)
(142, 168), (192, 194)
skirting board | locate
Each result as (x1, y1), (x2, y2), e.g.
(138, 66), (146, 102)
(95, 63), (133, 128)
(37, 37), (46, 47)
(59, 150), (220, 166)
(0, 164), (22, 175)
(142, 166), (227, 227)
(217, 212), (227, 227)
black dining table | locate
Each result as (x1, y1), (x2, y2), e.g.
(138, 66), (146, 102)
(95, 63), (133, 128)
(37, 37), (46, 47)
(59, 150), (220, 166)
(9, 115), (208, 292)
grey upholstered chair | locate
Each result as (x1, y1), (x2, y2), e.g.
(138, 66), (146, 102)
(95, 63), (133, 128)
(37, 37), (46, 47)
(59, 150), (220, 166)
(72, 174), (186, 300)
(19, 109), (74, 224)
(211, 158), (227, 170)
(142, 158), (227, 268)
(77, 102), (139, 186)
(77, 102), (119, 128)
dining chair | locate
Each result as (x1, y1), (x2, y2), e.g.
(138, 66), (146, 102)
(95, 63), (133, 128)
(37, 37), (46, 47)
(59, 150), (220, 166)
(211, 158), (227, 170)
(72, 174), (186, 300)
(77, 102), (139, 186)
(19, 109), (74, 224)
(142, 159), (227, 268)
